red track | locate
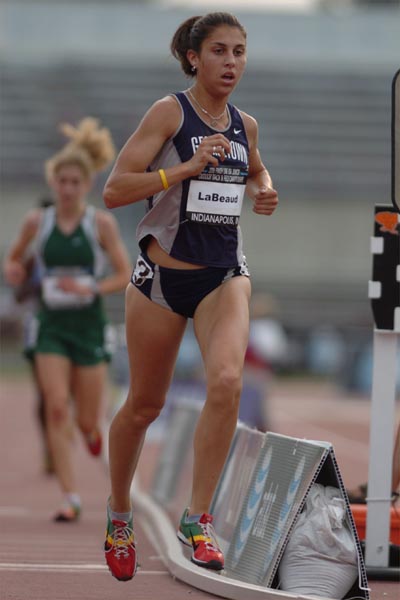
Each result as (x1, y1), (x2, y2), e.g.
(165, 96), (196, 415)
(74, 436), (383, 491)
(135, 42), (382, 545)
(0, 375), (398, 599)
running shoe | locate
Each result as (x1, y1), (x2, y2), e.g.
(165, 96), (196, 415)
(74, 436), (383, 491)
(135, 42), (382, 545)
(104, 510), (137, 581)
(177, 509), (224, 571)
(85, 429), (102, 457)
(53, 502), (81, 523)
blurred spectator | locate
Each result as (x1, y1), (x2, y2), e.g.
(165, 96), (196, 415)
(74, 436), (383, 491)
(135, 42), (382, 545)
(12, 197), (55, 474)
(307, 324), (346, 377)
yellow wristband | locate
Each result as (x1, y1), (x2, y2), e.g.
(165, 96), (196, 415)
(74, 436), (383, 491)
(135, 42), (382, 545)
(159, 169), (169, 190)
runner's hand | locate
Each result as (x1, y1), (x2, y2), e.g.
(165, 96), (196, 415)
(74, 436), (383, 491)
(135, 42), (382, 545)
(57, 277), (94, 297)
(3, 260), (26, 287)
(252, 187), (278, 216)
(187, 134), (231, 175)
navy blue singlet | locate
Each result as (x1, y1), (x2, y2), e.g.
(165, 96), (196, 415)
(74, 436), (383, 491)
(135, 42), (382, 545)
(136, 91), (250, 268)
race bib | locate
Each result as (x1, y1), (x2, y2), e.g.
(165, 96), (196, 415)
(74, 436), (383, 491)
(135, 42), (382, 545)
(42, 272), (96, 309)
(186, 166), (246, 226)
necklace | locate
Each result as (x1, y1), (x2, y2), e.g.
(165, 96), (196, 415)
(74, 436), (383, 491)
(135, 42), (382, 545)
(188, 89), (227, 128)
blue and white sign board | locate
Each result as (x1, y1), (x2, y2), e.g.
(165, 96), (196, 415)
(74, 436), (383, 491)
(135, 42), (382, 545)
(211, 424), (265, 554)
(224, 434), (328, 584)
(151, 397), (201, 505)
(217, 432), (369, 598)
(148, 401), (369, 598)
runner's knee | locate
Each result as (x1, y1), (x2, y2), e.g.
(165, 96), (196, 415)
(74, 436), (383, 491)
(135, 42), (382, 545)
(125, 391), (164, 429)
(45, 398), (70, 426)
(207, 367), (242, 410)
(131, 405), (162, 429)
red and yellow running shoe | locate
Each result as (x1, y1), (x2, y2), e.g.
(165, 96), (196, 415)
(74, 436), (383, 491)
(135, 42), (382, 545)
(104, 512), (137, 581)
(53, 502), (81, 523)
(85, 429), (102, 457)
(177, 509), (224, 571)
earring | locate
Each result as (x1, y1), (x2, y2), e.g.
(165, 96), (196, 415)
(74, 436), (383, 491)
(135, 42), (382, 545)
(191, 65), (197, 73)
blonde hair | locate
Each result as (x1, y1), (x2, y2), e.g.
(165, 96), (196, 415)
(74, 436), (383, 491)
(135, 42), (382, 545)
(45, 117), (116, 183)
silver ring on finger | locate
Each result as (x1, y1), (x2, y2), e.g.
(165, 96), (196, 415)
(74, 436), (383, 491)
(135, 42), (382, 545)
(212, 146), (217, 153)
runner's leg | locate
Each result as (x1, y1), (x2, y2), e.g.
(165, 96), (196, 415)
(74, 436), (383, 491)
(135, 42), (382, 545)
(108, 284), (187, 513)
(35, 353), (75, 493)
(191, 275), (251, 515)
(72, 362), (107, 436)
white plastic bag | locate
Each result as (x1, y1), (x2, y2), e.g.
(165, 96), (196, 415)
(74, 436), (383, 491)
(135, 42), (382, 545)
(279, 483), (358, 598)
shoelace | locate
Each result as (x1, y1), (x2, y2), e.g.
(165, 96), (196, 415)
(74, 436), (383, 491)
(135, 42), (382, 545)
(199, 521), (221, 552)
(111, 522), (134, 559)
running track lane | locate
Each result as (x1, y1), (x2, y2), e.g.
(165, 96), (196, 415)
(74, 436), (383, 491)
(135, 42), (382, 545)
(0, 376), (214, 600)
(1, 375), (399, 599)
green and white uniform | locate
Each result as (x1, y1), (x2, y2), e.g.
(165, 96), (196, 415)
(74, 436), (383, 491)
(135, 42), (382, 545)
(27, 205), (114, 365)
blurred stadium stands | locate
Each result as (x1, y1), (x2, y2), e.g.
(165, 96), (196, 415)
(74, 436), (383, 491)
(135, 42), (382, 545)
(0, 63), (392, 199)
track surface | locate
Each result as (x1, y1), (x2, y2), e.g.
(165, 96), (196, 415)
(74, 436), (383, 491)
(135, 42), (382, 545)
(0, 374), (398, 599)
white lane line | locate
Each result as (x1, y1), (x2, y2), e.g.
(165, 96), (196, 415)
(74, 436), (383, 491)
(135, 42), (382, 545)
(0, 563), (168, 575)
(0, 508), (110, 520)
(0, 507), (31, 516)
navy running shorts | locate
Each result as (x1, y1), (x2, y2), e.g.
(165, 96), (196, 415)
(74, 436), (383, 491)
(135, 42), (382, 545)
(130, 251), (250, 319)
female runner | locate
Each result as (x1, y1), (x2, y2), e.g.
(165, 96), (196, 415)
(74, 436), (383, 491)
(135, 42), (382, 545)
(102, 13), (278, 581)
(3, 118), (131, 521)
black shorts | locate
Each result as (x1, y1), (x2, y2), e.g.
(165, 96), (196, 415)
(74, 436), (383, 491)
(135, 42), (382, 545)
(130, 251), (250, 319)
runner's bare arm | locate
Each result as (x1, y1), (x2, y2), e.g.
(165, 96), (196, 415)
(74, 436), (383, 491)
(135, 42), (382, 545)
(104, 97), (188, 208)
(95, 211), (132, 295)
(103, 96), (233, 208)
(242, 113), (278, 216)
(2, 210), (42, 286)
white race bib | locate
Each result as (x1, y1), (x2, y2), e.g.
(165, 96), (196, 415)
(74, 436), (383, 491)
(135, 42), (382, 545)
(186, 180), (245, 226)
(42, 273), (96, 309)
